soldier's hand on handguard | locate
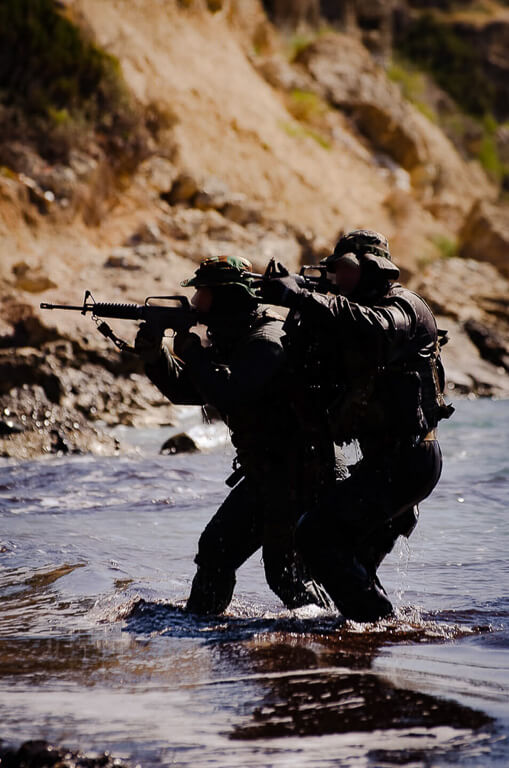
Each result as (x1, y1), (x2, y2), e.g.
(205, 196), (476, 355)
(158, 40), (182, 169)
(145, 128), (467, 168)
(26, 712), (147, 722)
(173, 329), (202, 361)
(134, 322), (164, 364)
(260, 260), (303, 307)
(261, 271), (304, 307)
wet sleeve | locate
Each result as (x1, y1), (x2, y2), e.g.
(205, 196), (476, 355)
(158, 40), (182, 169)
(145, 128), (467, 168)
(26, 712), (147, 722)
(179, 335), (285, 412)
(144, 346), (205, 405)
(295, 290), (417, 365)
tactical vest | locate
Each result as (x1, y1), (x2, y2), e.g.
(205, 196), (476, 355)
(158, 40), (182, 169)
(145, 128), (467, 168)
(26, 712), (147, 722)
(207, 308), (300, 461)
(328, 287), (454, 447)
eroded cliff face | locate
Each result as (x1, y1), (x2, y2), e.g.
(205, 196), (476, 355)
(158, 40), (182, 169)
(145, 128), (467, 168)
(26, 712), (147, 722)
(0, 0), (508, 457)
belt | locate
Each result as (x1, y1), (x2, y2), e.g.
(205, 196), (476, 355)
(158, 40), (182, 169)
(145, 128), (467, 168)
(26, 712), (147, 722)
(422, 429), (437, 441)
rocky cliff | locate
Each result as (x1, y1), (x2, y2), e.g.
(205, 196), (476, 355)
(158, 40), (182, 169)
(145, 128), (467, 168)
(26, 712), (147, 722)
(1, 0), (508, 457)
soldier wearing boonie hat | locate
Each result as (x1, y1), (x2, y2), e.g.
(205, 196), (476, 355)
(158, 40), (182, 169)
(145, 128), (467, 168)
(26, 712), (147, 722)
(135, 253), (335, 616)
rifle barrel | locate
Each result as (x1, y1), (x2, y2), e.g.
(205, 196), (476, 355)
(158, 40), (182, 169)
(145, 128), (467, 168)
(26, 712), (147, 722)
(40, 303), (90, 311)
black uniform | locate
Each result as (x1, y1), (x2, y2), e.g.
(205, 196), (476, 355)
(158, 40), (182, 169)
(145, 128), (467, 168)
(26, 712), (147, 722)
(145, 308), (335, 614)
(284, 283), (451, 621)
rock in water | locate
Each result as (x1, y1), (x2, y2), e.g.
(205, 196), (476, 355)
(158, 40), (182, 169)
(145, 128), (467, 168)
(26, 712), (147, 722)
(160, 432), (199, 455)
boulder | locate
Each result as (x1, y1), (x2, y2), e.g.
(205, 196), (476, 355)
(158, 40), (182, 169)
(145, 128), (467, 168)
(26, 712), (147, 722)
(410, 257), (509, 395)
(0, 383), (121, 459)
(193, 176), (232, 211)
(0, 297), (60, 348)
(125, 220), (163, 246)
(255, 54), (315, 92)
(221, 194), (263, 226)
(160, 431), (199, 454)
(295, 32), (494, 216)
(438, 317), (509, 399)
(12, 261), (57, 293)
(0, 142), (47, 178)
(408, 256), (509, 323)
(164, 173), (200, 206)
(0, 331), (182, 457)
(158, 207), (212, 241)
(296, 35), (428, 169)
(459, 199), (509, 277)
(36, 164), (78, 201)
(464, 318), (509, 372)
(135, 155), (179, 197)
(156, 202), (305, 274)
(0, 348), (64, 402)
(104, 250), (143, 270)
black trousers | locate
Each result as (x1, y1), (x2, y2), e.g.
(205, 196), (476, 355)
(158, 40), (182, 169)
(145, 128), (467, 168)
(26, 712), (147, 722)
(296, 439), (442, 620)
(186, 476), (326, 614)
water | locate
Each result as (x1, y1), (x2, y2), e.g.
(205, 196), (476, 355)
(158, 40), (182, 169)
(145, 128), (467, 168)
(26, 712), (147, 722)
(0, 399), (508, 767)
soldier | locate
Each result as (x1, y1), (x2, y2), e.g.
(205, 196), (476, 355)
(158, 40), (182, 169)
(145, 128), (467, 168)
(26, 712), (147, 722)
(261, 230), (453, 622)
(135, 255), (334, 615)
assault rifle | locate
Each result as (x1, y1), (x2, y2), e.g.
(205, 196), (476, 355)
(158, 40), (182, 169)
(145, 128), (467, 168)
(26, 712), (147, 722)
(254, 260), (330, 293)
(39, 263), (329, 351)
(40, 291), (202, 352)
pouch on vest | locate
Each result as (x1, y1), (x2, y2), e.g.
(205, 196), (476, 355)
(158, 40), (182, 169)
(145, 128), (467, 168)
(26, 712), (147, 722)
(328, 370), (428, 445)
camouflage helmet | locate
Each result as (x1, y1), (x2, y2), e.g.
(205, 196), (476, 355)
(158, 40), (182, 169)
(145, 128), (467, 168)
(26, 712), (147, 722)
(322, 229), (399, 280)
(181, 255), (259, 298)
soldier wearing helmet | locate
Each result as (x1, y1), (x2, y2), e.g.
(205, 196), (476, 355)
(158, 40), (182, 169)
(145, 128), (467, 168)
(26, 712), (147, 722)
(261, 229), (453, 622)
(135, 254), (335, 614)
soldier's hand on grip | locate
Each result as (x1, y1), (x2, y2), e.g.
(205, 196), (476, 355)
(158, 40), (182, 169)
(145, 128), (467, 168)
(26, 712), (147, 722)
(134, 322), (164, 364)
(173, 330), (202, 360)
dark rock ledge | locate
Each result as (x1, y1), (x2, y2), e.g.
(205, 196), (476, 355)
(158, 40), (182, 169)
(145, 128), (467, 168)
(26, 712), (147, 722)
(0, 738), (130, 768)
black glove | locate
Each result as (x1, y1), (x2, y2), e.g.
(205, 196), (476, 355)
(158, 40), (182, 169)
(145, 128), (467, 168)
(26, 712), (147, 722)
(134, 322), (164, 364)
(261, 274), (304, 307)
(173, 330), (202, 360)
(260, 260), (303, 307)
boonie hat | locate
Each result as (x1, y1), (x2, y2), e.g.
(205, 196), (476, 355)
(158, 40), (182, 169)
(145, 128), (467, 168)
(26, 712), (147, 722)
(181, 255), (259, 298)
